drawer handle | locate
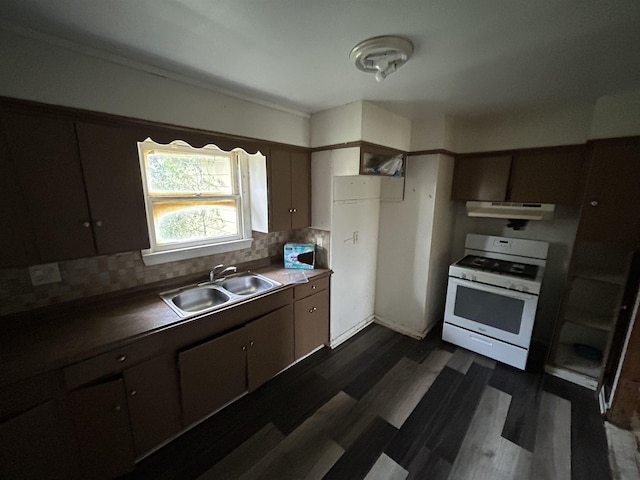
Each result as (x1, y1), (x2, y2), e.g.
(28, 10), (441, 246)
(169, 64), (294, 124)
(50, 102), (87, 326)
(117, 355), (127, 363)
(309, 306), (317, 313)
(470, 336), (493, 347)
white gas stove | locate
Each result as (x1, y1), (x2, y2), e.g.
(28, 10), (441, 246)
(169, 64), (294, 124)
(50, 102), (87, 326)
(443, 234), (549, 370)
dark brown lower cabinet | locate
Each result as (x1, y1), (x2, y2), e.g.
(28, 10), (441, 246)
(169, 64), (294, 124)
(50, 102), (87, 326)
(67, 378), (136, 480)
(0, 399), (74, 479)
(294, 289), (329, 360)
(179, 327), (248, 426)
(123, 353), (182, 456)
(247, 304), (294, 391)
(179, 304), (295, 425)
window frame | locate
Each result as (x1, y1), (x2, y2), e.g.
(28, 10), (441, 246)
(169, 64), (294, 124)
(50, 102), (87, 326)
(137, 138), (253, 265)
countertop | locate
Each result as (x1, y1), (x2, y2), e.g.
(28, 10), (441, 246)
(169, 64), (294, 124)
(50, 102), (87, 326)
(0, 266), (331, 388)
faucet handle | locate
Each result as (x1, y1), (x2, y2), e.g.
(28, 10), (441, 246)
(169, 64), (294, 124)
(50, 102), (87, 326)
(212, 264), (225, 274)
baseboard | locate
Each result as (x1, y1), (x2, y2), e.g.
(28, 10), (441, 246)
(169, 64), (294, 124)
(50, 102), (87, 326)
(373, 315), (439, 340)
(330, 316), (375, 348)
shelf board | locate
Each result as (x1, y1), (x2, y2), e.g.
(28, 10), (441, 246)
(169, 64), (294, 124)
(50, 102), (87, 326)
(573, 266), (626, 286)
(552, 343), (603, 382)
(562, 306), (614, 332)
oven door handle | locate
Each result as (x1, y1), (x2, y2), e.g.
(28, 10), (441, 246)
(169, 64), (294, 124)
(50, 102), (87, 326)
(470, 335), (493, 347)
(448, 276), (537, 300)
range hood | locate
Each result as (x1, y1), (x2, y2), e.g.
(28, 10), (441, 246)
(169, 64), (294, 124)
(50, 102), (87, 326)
(466, 201), (555, 220)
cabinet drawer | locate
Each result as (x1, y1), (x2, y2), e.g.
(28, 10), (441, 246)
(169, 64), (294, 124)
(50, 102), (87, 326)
(63, 336), (163, 391)
(294, 275), (329, 300)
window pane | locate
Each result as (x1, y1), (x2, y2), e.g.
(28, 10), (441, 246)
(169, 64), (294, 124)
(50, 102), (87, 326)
(152, 199), (239, 245)
(145, 151), (233, 195)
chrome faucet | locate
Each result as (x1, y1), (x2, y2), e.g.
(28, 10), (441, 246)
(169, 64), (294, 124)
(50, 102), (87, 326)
(209, 264), (237, 282)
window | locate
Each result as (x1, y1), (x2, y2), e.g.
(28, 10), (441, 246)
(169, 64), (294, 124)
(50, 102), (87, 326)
(138, 139), (252, 265)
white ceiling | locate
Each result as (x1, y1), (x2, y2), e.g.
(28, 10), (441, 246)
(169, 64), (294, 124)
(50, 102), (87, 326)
(1, 0), (640, 120)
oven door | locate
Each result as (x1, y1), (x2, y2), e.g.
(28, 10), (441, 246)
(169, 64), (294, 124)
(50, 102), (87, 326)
(444, 276), (539, 349)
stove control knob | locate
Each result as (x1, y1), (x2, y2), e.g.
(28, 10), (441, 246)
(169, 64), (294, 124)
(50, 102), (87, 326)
(461, 273), (467, 280)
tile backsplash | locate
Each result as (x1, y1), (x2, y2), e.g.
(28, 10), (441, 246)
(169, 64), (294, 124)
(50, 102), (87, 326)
(0, 228), (330, 316)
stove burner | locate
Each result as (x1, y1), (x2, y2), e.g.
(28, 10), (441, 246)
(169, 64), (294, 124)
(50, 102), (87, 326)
(457, 255), (538, 279)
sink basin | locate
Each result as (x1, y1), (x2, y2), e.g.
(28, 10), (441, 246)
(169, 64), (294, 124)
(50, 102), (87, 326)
(171, 287), (230, 313)
(159, 272), (281, 317)
(219, 273), (277, 295)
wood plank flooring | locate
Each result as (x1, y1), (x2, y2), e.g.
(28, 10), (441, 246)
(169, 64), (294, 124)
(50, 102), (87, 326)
(119, 324), (612, 480)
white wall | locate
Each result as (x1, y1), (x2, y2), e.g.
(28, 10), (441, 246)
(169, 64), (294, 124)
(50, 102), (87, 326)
(590, 88), (640, 139)
(361, 102), (412, 151)
(0, 29), (309, 146)
(410, 113), (455, 151)
(310, 102), (363, 148)
(423, 154), (456, 329)
(374, 154), (455, 338)
(451, 103), (594, 153)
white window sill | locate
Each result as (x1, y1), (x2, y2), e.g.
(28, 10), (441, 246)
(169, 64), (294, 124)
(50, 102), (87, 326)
(141, 238), (253, 266)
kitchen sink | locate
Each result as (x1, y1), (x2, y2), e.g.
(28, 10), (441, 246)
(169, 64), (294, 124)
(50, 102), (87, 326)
(171, 287), (230, 313)
(159, 272), (281, 317)
(219, 273), (276, 296)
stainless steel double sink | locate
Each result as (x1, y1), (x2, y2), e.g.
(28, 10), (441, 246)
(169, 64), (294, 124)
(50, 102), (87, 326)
(159, 272), (281, 317)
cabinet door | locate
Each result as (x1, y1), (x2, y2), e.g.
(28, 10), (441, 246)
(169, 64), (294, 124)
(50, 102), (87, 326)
(0, 124), (37, 267)
(1, 109), (95, 262)
(0, 400), (74, 479)
(123, 353), (182, 457)
(179, 327), (248, 426)
(75, 122), (150, 254)
(67, 378), (135, 479)
(268, 148), (293, 232)
(451, 155), (511, 201)
(247, 304), (294, 391)
(290, 150), (311, 229)
(294, 289), (329, 360)
(577, 138), (640, 244)
(509, 146), (586, 204)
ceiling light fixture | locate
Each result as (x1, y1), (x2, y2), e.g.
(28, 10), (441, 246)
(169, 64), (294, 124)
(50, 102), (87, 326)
(350, 35), (414, 82)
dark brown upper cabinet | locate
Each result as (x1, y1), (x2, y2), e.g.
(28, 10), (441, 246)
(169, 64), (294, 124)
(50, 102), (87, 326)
(451, 154), (511, 201)
(576, 137), (640, 245)
(268, 148), (310, 232)
(451, 145), (586, 204)
(0, 107), (149, 266)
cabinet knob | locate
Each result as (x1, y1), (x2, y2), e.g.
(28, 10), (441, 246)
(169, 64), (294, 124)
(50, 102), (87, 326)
(311, 284), (317, 290)
(309, 306), (317, 313)
(288, 208), (293, 213)
(130, 390), (137, 397)
(250, 340), (255, 347)
(95, 220), (103, 227)
(242, 345), (246, 351)
(621, 305), (628, 311)
(117, 355), (127, 363)
(114, 404), (122, 412)
(82, 221), (91, 228)
(292, 208), (297, 213)
(590, 200), (599, 207)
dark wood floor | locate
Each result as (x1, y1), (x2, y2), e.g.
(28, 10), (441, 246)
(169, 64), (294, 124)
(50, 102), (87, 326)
(120, 324), (611, 480)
